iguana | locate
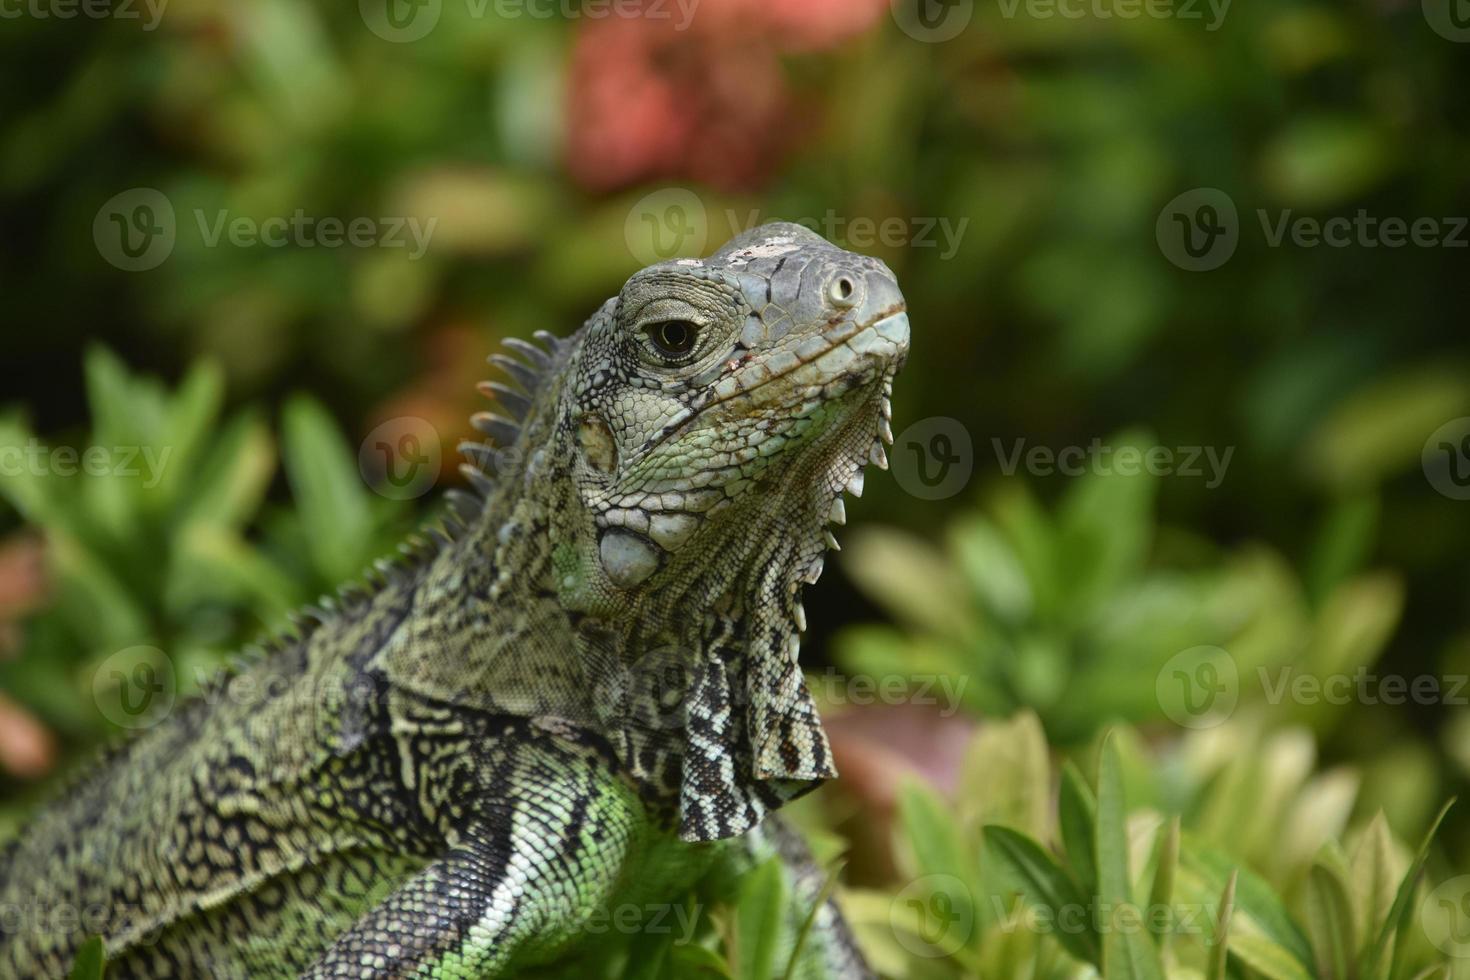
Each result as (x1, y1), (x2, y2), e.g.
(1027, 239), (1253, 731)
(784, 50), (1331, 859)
(0, 222), (909, 978)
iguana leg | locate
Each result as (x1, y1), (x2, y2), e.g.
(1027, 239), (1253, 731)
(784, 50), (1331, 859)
(721, 815), (875, 980)
(302, 740), (646, 979)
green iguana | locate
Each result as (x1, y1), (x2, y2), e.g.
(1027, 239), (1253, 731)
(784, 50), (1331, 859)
(0, 222), (909, 978)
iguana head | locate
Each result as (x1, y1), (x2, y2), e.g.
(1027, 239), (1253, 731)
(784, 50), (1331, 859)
(470, 222), (908, 839)
(565, 221), (908, 594)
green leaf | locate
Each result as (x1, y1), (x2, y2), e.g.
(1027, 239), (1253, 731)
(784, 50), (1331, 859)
(948, 515), (1033, 625)
(1304, 365), (1470, 489)
(69, 936), (106, 980)
(1058, 760), (1098, 899)
(1206, 871), (1237, 980)
(84, 345), (148, 451)
(1350, 813), (1405, 956)
(1305, 492), (1379, 602)
(1177, 840), (1316, 977)
(983, 825), (1099, 966)
(732, 858), (785, 980)
(841, 527), (974, 640)
(619, 930), (674, 980)
(958, 710), (1050, 841)
(1302, 860), (1355, 980)
(1147, 817), (1180, 942)
(667, 943), (734, 978)
(175, 410), (275, 532)
(1361, 799), (1453, 980)
(898, 778), (976, 907)
(1095, 733), (1166, 980)
(151, 358), (225, 509)
(1054, 429), (1157, 611)
(280, 396), (373, 583)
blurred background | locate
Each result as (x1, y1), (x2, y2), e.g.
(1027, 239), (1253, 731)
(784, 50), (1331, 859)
(3, 0), (1470, 975)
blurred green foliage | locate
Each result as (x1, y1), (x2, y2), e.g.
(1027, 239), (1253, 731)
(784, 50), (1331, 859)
(3, 0), (1470, 975)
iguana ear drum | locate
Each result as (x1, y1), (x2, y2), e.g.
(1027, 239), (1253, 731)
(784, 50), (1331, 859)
(599, 528), (662, 588)
(577, 414), (617, 474)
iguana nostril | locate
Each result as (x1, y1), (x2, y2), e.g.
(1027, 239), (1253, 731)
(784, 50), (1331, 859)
(827, 275), (857, 308)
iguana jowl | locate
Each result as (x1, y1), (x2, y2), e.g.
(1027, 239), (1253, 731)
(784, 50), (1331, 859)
(0, 223), (909, 978)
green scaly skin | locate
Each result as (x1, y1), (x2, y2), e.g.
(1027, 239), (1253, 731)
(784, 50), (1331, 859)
(0, 223), (909, 978)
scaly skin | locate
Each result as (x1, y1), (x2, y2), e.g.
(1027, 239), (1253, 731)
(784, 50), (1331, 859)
(0, 223), (908, 978)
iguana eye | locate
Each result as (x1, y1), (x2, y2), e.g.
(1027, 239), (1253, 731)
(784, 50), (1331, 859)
(645, 320), (700, 359)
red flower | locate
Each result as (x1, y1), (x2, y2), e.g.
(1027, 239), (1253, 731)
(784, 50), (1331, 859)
(566, 0), (888, 191)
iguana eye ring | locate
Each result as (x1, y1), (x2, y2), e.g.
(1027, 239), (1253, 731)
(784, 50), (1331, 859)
(645, 319), (700, 359)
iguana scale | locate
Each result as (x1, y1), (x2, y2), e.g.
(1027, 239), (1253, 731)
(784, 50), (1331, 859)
(0, 223), (909, 978)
